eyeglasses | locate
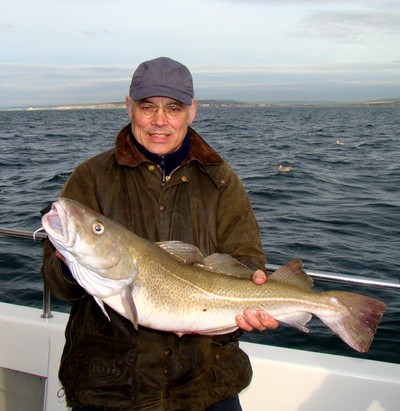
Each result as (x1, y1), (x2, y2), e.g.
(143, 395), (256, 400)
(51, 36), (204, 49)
(135, 102), (188, 120)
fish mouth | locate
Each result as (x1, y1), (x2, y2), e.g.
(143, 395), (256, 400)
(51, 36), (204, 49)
(42, 200), (75, 248)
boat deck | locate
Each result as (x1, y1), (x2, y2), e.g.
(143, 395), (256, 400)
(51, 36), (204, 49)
(1, 302), (400, 410)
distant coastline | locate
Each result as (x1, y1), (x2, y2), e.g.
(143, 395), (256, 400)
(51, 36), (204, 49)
(2, 98), (400, 111)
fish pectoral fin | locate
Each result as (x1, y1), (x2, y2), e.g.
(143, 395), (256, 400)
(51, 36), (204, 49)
(275, 312), (312, 333)
(201, 253), (253, 279)
(121, 286), (139, 331)
(156, 241), (205, 264)
(269, 259), (313, 290)
(94, 296), (111, 321)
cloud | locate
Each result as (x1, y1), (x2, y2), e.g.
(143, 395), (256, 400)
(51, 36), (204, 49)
(294, 10), (400, 42)
(81, 30), (112, 36)
(219, 0), (399, 4)
(216, 0), (400, 44)
(1, 22), (15, 30)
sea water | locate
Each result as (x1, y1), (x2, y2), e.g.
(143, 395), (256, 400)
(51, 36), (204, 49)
(0, 105), (399, 363)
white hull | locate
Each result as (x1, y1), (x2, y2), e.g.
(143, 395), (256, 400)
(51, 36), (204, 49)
(1, 302), (399, 411)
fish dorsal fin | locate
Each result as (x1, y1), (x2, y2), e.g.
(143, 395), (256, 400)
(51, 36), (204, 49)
(156, 241), (253, 278)
(156, 241), (205, 264)
(201, 253), (253, 279)
(269, 259), (313, 290)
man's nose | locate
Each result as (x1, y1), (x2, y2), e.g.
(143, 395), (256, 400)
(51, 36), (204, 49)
(151, 108), (169, 126)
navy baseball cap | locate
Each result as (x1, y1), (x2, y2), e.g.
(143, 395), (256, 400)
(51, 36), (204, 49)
(129, 57), (194, 105)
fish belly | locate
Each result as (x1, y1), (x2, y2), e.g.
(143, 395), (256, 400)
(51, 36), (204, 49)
(103, 291), (241, 335)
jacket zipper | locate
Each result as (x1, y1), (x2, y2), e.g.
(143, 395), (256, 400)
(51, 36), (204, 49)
(160, 156), (166, 187)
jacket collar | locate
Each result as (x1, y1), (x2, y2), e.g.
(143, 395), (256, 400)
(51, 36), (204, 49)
(115, 124), (223, 167)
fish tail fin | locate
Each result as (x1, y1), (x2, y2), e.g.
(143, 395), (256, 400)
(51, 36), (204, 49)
(319, 291), (386, 352)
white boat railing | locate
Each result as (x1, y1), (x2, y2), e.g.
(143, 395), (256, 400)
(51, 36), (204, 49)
(2, 226), (400, 289)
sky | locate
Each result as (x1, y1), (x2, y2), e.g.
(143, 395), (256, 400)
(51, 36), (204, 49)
(1, 0), (400, 108)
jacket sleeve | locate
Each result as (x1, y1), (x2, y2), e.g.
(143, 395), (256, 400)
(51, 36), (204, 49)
(41, 162), (101, 301)
(216, 164), (266, 275)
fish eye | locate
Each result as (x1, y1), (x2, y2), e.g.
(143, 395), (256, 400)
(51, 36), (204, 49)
(92, 221), (105, 235)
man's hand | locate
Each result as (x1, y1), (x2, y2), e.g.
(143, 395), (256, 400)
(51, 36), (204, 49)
(235, 269), (279, 332)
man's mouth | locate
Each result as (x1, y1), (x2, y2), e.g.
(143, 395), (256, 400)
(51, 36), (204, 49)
(149, 133), (170, 142)
(149, 133), (169, 140)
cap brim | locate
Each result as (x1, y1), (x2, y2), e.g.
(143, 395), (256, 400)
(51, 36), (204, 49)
(131, 85), (193, 105)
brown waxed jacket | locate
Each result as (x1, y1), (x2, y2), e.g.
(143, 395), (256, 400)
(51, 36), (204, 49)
(42, 124), (266, 410)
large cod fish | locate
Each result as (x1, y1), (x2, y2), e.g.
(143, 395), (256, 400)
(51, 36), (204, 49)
(42, 198), (386, 353)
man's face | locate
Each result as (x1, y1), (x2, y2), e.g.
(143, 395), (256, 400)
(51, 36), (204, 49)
(126, 96), (197, 156)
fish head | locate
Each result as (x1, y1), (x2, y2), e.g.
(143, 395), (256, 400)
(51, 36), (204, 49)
(42, 198), (137, 282)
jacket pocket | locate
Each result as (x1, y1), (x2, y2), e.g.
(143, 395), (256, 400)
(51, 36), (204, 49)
(209, 340), (253, 400)
(60, 334), (137, 409)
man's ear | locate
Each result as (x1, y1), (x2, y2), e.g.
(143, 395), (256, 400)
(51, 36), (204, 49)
(188, 99), (197, 124)
(125, 96), (134, 121)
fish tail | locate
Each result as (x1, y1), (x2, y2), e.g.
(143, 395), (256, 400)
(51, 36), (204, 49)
(319, 291), (386, 353)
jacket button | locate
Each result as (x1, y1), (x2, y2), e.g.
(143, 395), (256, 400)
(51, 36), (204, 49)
(148, 165), (155, 171)
(159, 204), (166, 211)
(181, 176), (187, 182)
(164, 348), (172, 356)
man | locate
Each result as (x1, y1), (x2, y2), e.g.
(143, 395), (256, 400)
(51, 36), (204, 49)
(42, 57), (278, 411)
